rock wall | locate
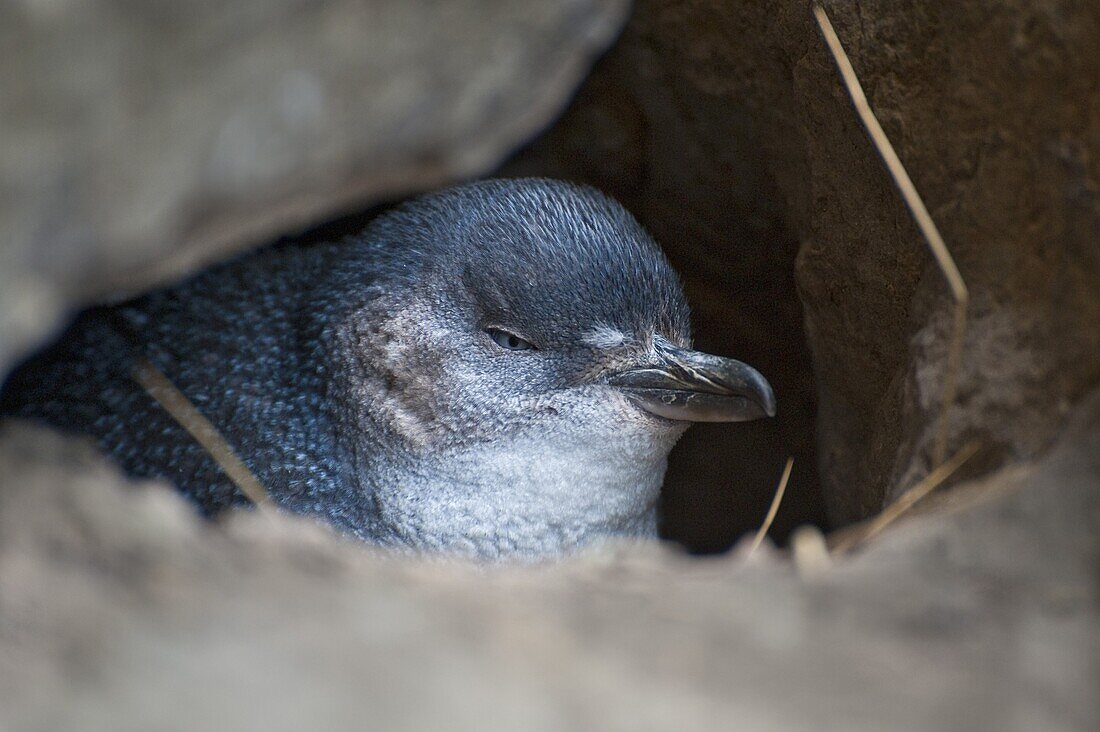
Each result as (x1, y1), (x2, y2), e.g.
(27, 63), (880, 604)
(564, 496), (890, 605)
(792, 0), (1100, 522)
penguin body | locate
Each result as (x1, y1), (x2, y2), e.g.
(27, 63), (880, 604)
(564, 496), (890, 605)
(2, 179), (774, 560)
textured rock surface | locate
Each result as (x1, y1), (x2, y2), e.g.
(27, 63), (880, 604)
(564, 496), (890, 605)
(0, 0), (628, 371)
(503, 0), (1100, 528)
(792, 1), (1100, 523)
(1, 391), (1097, 731)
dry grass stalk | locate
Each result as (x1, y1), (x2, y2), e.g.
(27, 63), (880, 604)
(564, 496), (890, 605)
(791, 525), (832, 579)
(830, 440), (980, 554)
(133, 358), (273, 510)
(748, 457), (794, 556)
(813, 5), (970, 468)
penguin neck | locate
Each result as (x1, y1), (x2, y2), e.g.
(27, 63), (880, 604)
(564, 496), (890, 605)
(358, 423), (670, 561)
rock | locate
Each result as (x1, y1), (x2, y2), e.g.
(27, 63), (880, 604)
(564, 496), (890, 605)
(1, 391), (1097, 730)
(0, 0), (629, 371)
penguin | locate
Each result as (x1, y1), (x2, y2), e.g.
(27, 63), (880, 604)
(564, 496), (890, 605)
(1, 178), (775, 560)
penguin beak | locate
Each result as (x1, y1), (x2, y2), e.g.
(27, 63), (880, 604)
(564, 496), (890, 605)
(608, 343), (776, 423)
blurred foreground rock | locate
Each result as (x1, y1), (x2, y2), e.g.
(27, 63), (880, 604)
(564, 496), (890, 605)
(1, 392), (1097, 731)
(0, 0), (628, 370)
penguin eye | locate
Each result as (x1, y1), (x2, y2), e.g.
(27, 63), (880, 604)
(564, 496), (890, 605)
(486, 327), (536, 351)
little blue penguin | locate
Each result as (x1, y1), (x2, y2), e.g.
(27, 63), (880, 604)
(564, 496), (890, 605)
(1, 178), (775, 560)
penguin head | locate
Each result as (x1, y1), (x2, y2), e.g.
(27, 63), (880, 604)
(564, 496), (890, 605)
(329, 179), (775, 558)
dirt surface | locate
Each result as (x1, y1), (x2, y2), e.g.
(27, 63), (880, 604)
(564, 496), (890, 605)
(791, 1), (1100, 523)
